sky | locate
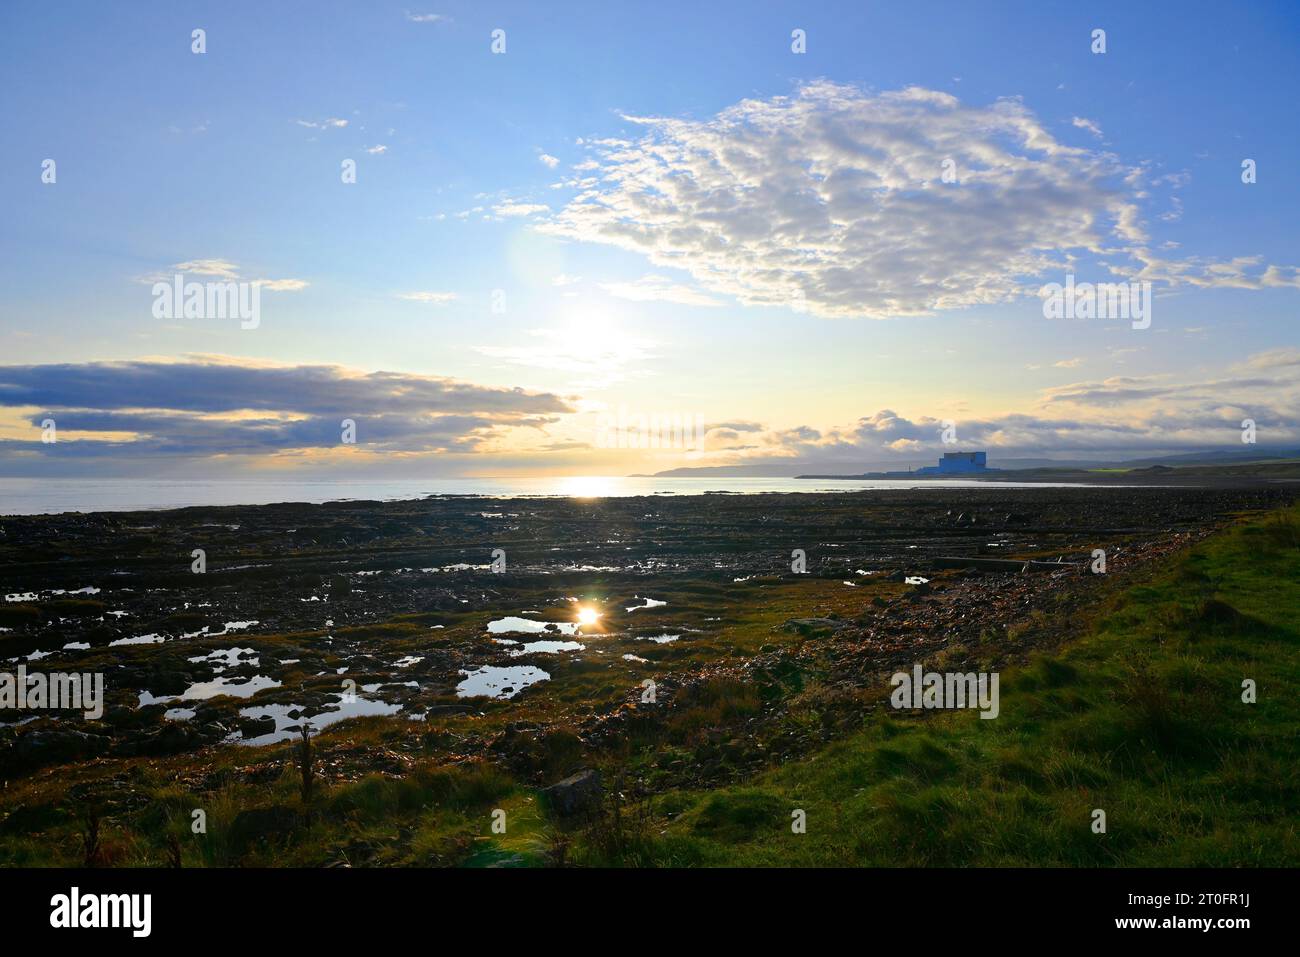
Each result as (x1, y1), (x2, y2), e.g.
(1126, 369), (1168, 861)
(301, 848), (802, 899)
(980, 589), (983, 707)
(2, 0), (1298, 480)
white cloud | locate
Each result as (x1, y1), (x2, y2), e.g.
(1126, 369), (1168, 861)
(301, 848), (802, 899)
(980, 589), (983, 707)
(493, 201), (550, 218)
(365, 144), (389, 155)
(1237, 348), (1300, 371)
(669, 343), (1300, 467)
(397, 291), (458, 305)
(1132, 253), (1300, 290)
(599, 274), (722, 307)
(142, 260), (308, 292)
(295, 118), (348, 130)
(173, 259), (241, 280)
(538, 153), (560, 169)
(541, 82), (1298, 318)
(254, 278), (309, 292)
(1053, 357), (1085, 368)
(406, 12), (448, 23)
(1071, 116), (1103, 138)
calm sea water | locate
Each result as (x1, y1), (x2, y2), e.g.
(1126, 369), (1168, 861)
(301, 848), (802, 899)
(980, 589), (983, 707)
(0, 476), (1102, 516)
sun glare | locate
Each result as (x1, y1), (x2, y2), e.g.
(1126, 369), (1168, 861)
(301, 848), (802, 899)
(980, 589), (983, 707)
(559, 475), (618, 498)
(576, 606), (600, 627)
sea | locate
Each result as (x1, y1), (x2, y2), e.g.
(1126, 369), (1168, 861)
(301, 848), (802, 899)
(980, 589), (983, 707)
(0, 476), (1104, 516)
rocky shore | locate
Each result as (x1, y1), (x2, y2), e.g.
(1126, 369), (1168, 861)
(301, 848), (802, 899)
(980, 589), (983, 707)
(0, 486), (1291, 783)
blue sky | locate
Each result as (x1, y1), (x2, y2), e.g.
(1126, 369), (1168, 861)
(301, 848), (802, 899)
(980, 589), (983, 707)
(2, 1), (1298, 477)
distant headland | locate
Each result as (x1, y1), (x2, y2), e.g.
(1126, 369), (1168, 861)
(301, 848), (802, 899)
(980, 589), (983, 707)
(802, 450), (999, 480)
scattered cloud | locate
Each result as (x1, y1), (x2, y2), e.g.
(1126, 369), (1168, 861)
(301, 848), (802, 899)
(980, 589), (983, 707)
(670, 344), (1300, 467)
(173, 259), (240, 280)
(542, 82), (1298, 318)
(1071, 116), (1103, 138)
(396, 291), (458, 305)
(295, 117), (348, 130)
(0, 358), (571, 464)
(138, 260), (308, 292)
(1237, 348), (1300, 371)
(599, 274), (722, 307)
(256, 278), (309, 292)
(538, 153), (560, 169)
(1131, 253), (1300, 290)
(493, 201), (550, 218)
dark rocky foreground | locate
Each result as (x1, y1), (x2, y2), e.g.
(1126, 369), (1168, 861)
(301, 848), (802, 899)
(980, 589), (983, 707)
(0, 486), (1292, 780)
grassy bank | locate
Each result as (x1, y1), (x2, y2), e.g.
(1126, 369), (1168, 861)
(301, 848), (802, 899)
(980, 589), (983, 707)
(613, 505), (1300, 866)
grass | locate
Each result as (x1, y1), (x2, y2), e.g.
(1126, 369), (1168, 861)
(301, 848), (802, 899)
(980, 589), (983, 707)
(585, 503), (1300, 866)
(0, 738), (519, 867)
(2, 505), (1297, 867)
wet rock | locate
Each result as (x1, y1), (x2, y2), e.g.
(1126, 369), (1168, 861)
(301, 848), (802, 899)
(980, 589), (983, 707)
(117, 720), (220, 757)
(103, 704), (153, 729)
(239, 715), (276, 739)
(146, 669), (192, 696)
(7, 729), (109, 770)
(542, 768), (602, 816)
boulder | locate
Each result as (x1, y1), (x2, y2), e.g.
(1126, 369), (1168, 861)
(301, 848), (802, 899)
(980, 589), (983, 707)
(542, 769), (602, 816)
(12, 729), (109, 765)
(239, 715), (276, 739)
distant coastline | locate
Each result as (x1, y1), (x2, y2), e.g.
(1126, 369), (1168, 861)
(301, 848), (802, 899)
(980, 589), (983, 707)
(6, 457), (1300, 516)
(797, 459), (1300, 486)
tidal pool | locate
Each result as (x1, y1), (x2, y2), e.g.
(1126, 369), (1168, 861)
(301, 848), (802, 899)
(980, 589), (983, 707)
(138, 674), (281, 706)
(626, 597), (668, 612)
(110, 633), (165, 647)
(456, 665), (550, 699)
(487, 616), (579, 636)
(188, 647), (259, 671)
(508, 640), (585, 656)
(234, 694), (402, 746)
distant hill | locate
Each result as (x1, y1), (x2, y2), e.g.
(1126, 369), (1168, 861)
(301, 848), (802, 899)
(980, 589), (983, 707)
(633, 464), (807, 478)
(642, 448), (1300, 479)
(1101, 448), (1300, 468)
(799, 457), (1300, 485)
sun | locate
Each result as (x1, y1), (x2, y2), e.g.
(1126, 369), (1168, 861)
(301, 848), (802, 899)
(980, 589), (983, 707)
(576, 606), (600, 627)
